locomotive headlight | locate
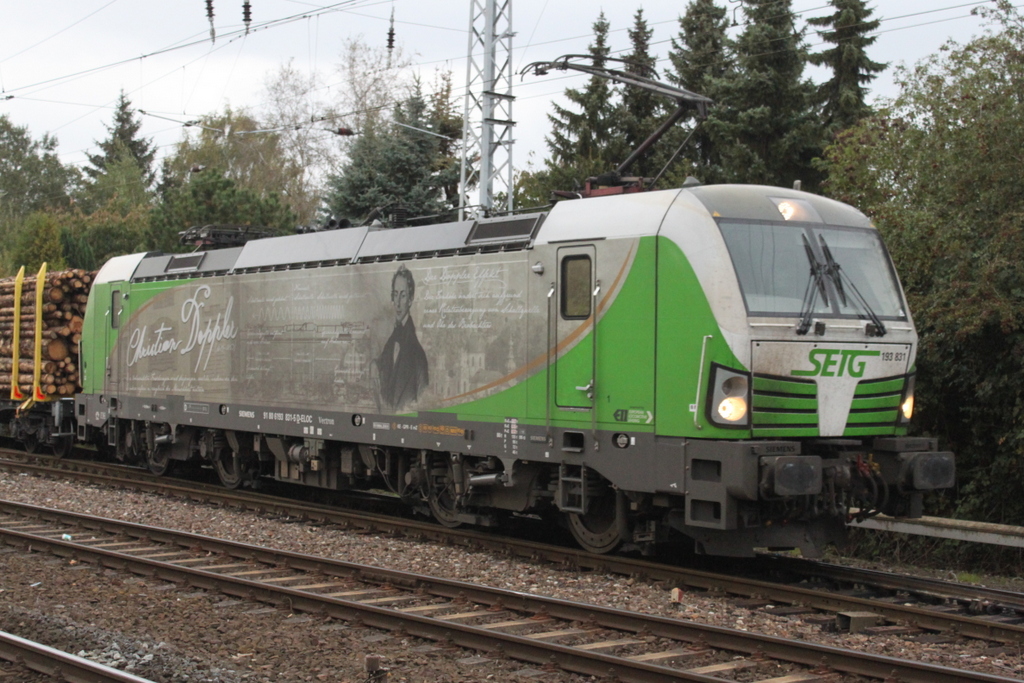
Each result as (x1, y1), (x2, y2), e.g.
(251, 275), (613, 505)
(901, 395), (914, 421)
(898, 374), (916, 424)
(718, 396), (748, 422)
(769, 197), (821, 223)
(707, 364), (751, 429)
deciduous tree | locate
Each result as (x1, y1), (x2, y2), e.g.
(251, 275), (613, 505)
(0, 115), (78, 232)
(150, 170), (296, 253)
(821, 2), (1024, 523)
(160, 106), (303, 204)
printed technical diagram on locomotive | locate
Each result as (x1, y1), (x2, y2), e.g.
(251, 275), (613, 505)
(39, 181), (951, 558)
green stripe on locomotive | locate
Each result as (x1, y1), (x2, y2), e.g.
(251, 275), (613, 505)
(81, 279), (194, 395)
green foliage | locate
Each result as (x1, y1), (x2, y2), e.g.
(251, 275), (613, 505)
(9, 212), (66, 273)
(150, 170), (296, 253)
(0, 115), (79, 230)
(160, 107), (304, 210)
(80, 140), (154, 215)
(86, 92), (156, 185)
(807, 0), (886, 134)
(323, 79), (461, 224)
(821, 4), (1024, 523)
(60, 225), (97, 271)
(62, 202), (150, 269)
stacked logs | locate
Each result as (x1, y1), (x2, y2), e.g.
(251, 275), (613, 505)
(0, 270), (93, 398)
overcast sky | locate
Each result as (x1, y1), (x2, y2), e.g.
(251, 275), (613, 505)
(0, 0), (999, 177)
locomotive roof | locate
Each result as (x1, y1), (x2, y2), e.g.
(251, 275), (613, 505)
(95, 184), (873, 285)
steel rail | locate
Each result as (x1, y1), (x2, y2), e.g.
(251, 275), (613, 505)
(4, 454), (1024, 643)
(767, 555), (1024, 613)
(0, 630), (157, 683)
(0, 500), (1017, 683)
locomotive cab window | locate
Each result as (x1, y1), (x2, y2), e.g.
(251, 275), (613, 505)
(718, 220), (907, 320)
(111, 290), (122, 329)
(561, 255), (592, 319)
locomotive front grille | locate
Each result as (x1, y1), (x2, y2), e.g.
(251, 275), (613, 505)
(750, 374), (819, 438)
(843, 376), (905, 437)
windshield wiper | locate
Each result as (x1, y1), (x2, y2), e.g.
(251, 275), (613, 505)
(818, 235), (886, 337)
(797, 234), (829, 335)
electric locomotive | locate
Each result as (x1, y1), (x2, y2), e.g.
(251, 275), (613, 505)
(67, 180), (953, 557)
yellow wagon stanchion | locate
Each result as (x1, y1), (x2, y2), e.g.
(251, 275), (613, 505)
(31, 262), (48, 404)
(14, 263), (52, 415)
(10, 267), (25, 401)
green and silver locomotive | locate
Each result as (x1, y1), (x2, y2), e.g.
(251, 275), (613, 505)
(75, 182), (954, 556)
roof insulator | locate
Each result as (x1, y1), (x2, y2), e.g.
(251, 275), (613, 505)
(206, 0), (216, 43)
(387, 7), (395, 50)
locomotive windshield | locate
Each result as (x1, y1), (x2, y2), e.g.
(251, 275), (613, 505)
(718, 220), (907, 320)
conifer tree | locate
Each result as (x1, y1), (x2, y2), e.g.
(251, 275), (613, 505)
(707, 0), (821, 188)
(667, 0), (732, 181)
(323, 81), (461, 223)
(620, 8), (662, 176)
(545, 12), (620, 166)
(807, 0), (887, 134)
(86, 92), (156, 185)
(518, 13), (625, 205)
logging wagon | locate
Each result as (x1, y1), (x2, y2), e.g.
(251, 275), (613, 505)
(1, 181), (956, 557)
(0, 266), (88, 456)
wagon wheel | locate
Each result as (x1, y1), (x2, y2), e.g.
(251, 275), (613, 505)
(51, 436), (74, 459)
(567, 489), (626, 555)
(21, 431), (39, 454)
(427, 456), (462, 528)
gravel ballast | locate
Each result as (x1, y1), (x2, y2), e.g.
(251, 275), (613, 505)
(1, 469), (1022, 681)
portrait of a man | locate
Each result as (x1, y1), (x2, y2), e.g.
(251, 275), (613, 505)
(376, 265), (429, 410)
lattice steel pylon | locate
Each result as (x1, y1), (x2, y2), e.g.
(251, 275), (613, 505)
(459, 0), (515, 219)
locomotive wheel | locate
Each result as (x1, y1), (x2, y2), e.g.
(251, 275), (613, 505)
(567, 492), (625, 555)
(146, 443), (173, 476)
(428, 458), (462, 528)
(214, 449), (244, 489)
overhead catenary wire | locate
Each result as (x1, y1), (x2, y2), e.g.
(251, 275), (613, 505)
(4, 0), (1005, 174)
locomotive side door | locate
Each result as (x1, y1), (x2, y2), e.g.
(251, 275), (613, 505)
(555, 246), (596, 413)
(105, 288), (123, 394)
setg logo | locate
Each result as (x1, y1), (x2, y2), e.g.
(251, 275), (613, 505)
(791, 349), (880, 378)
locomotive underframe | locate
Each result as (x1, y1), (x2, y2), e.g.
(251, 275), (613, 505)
(74, 391), (953, 556)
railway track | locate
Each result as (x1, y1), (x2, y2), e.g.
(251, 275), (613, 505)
(0, 628), (156, 683)
(0, 499), (1017, 683)
(3, 451), (1024, 645)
